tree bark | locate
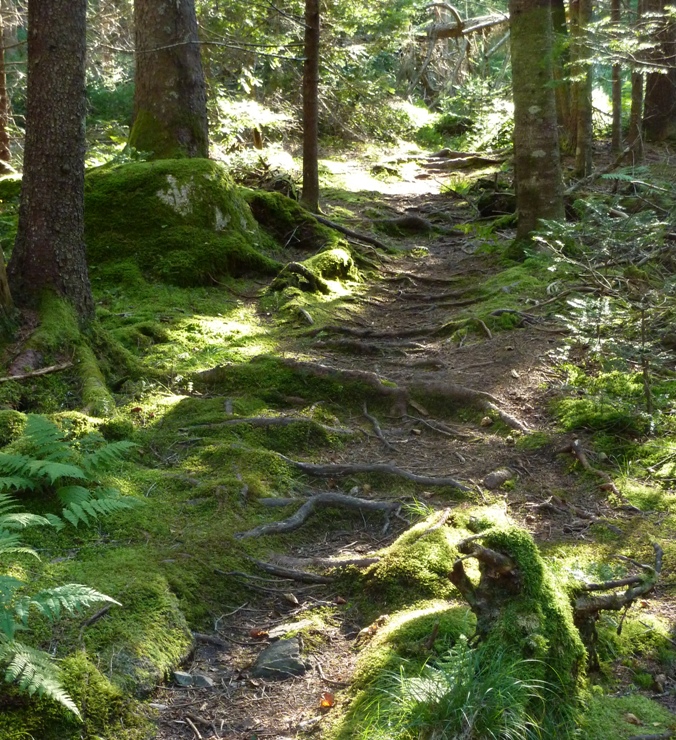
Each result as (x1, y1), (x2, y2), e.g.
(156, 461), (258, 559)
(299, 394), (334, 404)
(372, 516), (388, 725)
(8, 0), (93, 321)
(611, 0), (623, 152)
(551, 0), (572, 148)
(643, 0), (676, 141)
(0, 10), (12, 173)
(573, 0), (593, 176)
(629, 0), (645, 161)
(300, 0), (320, 213)
(129, 0), (209, 159)
(510, 0), (565, 240)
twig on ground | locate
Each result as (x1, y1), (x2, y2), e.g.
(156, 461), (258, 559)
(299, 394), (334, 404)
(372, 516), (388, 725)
(0, 361), (73, 383)
(557, 439), (620, 494)
(248, 558), (335, 583)
(363, 403), (397, 452)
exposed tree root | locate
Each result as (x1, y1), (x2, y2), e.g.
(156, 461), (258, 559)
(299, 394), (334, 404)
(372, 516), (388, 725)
(235, 491), (402, 539)
(273, 453), (470, 491)
(363, 403), (397, 451)
(528, 495), (623, 535)
(178, 415), (352, 436)
(306, 316), (492, 340)
(249, 558), (335, 583)
(312, 213), (391, 251)
(313, 338), (418, 355)
(381, 270), (465, 284)
(270, 262), (330, 294)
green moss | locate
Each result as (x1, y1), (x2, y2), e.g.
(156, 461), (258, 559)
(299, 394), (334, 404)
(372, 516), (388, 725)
(244, 189), (344, 252)
(0, 174), (21, 202)
(579, 693), (676, 739)
(31, 293), (81, 352)
(356, 517), (458, 615)
(0, 410), (26, 446)
(128, 108), (207, 160)
(76, 344), (115, 417)
(85, 159), (280, 286)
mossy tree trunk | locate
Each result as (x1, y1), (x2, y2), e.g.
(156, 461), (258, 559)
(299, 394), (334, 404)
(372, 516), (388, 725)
(8, 0), (94, 322)
(300, 0), (320, 213)
(509, 0), (565, 241)
(130, 0), (209, 159)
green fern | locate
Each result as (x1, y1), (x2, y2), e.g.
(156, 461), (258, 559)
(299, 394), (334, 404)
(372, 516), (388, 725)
(0, 414), (138, 528)
(0, 416), (133, 715)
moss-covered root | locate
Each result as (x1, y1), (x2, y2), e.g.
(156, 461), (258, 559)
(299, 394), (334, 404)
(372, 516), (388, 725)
(269, 248), (359, 294)
(76, 344), (115, 417)
(450, 524), (587, 736)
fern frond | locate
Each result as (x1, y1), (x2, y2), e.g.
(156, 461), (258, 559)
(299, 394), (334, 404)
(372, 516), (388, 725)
(0, 476), (36, 492)
(57, 486), (137, 527)
(0, 575), (24, 598)
(0, 512), (52, 530)
(55, 485), (91, 506)
(21, 416), (68, 460)
(0, 639), (81, 717)
(0, 531), (39, 558)
(0, 453), (39, 477)
(25, 460), (87, 484)
(81, 440), (136, 476)
(0, 492), (18, 516)
(25, 584), (120, 622)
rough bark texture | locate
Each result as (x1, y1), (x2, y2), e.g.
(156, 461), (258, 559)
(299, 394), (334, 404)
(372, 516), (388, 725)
(130, 0), (209, 159)
(8, 0), (93, 321)
(300, 0), (320, 213)
(629, 71), (645, 161)
(643, 0), (676, 141)
(510, 0), (565, 240)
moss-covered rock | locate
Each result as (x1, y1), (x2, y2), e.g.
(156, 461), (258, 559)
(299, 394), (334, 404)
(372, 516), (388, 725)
(85, 159), (280, 286)
(244, 189), (344, 252)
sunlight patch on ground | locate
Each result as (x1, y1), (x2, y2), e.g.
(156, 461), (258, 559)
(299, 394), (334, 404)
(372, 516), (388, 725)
(320, 157), (442, 196)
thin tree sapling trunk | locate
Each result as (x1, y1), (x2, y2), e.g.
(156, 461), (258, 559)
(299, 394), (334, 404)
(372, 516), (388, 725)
(0, 11), (12, 173)
(573, 0), (593, 177)
(611, 0), (623, 152)
(300, 0), (320, 213)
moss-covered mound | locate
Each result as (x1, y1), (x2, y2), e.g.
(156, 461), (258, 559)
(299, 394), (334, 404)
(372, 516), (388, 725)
(85, 159), (280, 286)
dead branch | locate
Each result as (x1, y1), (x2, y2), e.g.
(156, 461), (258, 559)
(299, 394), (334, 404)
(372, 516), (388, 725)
(558, 439), (619, 494)
(235, 491), (401, 539)
(271, 554), (380, 570)
(249, 558), (335, 583)
(416, 12), (508, 41)
(363, 403), (396, 452)
(0, 361), (73, 383)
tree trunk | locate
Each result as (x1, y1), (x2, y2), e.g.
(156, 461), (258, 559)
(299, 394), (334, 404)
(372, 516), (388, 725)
(510, 0), (565, 241)
(129, 0), (209, 159)
(551, 0), (572, 149)
(8, 0), (93, 322)
(611, 0), (623, 152)
(0, 11), (12, 173)
(643, 0), (676, 141)
(629, 0), (645, 161)
(300, 0), (320, 213)
(573, 0), (593, 176)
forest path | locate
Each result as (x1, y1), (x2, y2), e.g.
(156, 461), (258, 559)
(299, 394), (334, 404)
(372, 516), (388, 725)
(151, 163), (644, 739)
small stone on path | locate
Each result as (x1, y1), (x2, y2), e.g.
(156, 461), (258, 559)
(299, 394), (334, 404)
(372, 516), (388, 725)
(251, 638), (306, 680)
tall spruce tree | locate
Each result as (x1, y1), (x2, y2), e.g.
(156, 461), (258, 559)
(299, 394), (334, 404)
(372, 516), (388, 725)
(8, 0), (93, 321)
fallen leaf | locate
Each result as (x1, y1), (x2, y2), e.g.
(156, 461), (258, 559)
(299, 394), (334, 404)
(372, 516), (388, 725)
(283, 593), (299, 605)
(624, 713), (642, 725)
(249, 628), (269, 639)
(334, 596), (347, 605)
(130, 406), (143, 413)
(510, 369), (520, 378)
(319, 692), (335, 709)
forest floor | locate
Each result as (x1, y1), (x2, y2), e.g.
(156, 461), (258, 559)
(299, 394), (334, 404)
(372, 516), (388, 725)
(148, 149), (676, 740)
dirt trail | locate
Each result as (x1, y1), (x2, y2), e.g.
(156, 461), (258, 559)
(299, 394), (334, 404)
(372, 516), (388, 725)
(151, 173), (634, 739)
